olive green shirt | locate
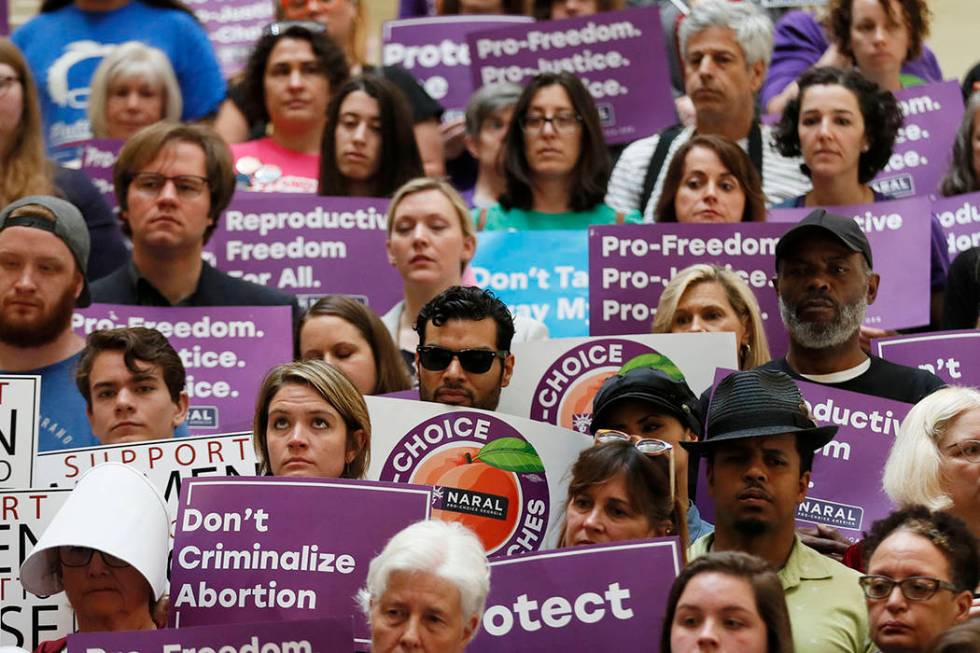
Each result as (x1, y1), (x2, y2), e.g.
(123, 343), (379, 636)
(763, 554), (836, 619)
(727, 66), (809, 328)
(689, 533), (875, 653)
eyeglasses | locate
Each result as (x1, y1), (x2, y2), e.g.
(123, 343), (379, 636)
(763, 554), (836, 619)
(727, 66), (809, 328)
(945, 439), (980, 463)
(0, 75), (20, 95)
(131, 173), (209, 199)
(858, 575), (961, 601)
(520, 113), (582, 135)
(416, 345), (507, 374)
(593, 429), (676, 504)
(59, 545), (131, 568)
(264, 20), (326, 36)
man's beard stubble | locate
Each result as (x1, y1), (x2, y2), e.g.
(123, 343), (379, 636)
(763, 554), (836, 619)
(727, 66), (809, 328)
(778, 294), (868, 350)
(0, 284), (76, 348)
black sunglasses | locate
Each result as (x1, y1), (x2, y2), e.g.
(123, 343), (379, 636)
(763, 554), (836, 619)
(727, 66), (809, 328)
(417, 345), (508, 374)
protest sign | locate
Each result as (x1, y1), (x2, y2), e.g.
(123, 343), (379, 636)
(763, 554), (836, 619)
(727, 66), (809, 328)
(0, 488), (73, 651)
(68, 617), (352, 652)
(932, 191), (980, 259)
(468, 7), (676, 144)
(383, 15), (533, 120)
(0, 376), (40, 489)
(873, 330), (980, 387)
(870, 81), (964, 199)
(365, 397), (592, 556)
(50, 139), (122, 209)
(205, 194), (403, 312)
(72, 304), (292, 434)
(168, 476), (431, 648)
(499, 332), (737, 433)
(193, 0), (274, 78)
(694, 375), (909, 542)
(471, 538), (681, 651)
(471, 230), (589, 338)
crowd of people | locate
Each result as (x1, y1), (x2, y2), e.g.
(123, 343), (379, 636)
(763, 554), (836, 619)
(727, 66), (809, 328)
(3, 0), (980, 651)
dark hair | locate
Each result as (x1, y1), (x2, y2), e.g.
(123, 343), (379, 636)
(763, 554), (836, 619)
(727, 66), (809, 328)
(532, 0), (621, 19)
(242, 24), (349, 127)
(775, 66), (903, 185)
(829, 0), (931, 64)
(706, 436), (816, 476)
(75, 327), (185, 410)
(499, 72), (610, 213)
(298, 295), (412, 395)
(940, 92), (980, 197)
(655, 135), (767, 222)
(928, 619), (980, 653)
(441, 0), (524, 14)
(660, 551), (794, 653)
(414, 286), (515, 352)
(318, 75), (423, 197)
(41, 0), (198, 18)
(114, 121), (235, 243)
(861, 505), (979, 594)
(558, 440), (688, 549)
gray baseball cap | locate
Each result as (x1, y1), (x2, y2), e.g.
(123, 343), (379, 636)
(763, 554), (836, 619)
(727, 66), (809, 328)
(0, 195), (91, 307)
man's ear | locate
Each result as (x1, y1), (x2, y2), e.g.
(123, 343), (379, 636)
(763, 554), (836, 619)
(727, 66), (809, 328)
(462, 613), (480, 645)
(171, 392), (190, 432)
(797, 470), (811, 503)
(748, 58), (767, 94)
(866, 271), (880, 305)
(500, 353), (515, 388)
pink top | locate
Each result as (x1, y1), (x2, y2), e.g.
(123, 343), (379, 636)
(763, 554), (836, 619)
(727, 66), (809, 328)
(230, 137), (320, 193)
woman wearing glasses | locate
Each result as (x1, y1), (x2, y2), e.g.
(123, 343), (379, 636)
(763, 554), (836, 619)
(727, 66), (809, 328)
(252, 358), (371, 478)
(477, 72), (641, 230)
(860, 506), (977, 653)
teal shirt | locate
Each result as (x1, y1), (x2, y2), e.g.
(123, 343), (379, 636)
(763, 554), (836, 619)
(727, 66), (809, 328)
(689, 533), (874, 653)
(474, 203), (642, 231)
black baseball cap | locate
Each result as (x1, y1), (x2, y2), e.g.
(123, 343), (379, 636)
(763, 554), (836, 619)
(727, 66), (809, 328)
(591, 366), (703, 436)
(775, 209), (873, 270)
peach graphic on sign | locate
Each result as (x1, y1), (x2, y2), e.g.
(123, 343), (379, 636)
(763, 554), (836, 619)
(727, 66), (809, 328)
(559, 370), (617, 433)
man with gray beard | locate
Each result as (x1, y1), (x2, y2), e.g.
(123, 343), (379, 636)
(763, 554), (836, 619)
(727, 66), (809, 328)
(761, 209), (943, 405)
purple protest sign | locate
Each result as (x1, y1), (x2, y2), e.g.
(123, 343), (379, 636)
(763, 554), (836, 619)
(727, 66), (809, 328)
(467, 7), (676, 145)
(469, 538), (681, 651)
(873, 330), (980, 387)
(383, 15), (533, 120)
(75, 138), (121, 209)
(768, 197), (933, 329)
(205, 194), (403, 313)
(72, 304), (293, 434)
(932, 191), (980, 260)
(68, 617), (352, 652)
(588, 223), (790, 357)
(168, 476), (432, 646)
(694, 373), (909, 542)
(193, 0), (275, 78)
(869, 81), (963, 198)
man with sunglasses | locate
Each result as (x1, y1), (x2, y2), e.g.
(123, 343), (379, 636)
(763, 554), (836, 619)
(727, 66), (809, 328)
(414, 286), (514, 411)
(684, 368), (873, 653)
(90, 123), (298, 320)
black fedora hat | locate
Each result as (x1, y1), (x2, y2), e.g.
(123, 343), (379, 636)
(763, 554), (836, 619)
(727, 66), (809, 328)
(681, 369), (837, 452)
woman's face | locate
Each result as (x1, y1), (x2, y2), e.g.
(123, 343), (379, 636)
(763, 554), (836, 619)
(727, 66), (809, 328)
(798, 84), (867, 183)
(563, 471), (664, 547)
(265, 382), (359, 478)
(971, 111), (980, 182)
(849, 0), (910, 80)
(264, 38), (330, 134)
(335, 90), (382, 183)
(550, 0), (598, 19)
(61, 548), (154, 628)
(939, 406), (980, 528)
(105, 74), (164, 141)
(456, 0), (504, 13)
(670, 572), (768, 653)
(282, 0), (358, 52)
(523, 84), (582, 182)
(0, 63), (24, 147)
(673, 145), (747, 223)
(671, 281), (749, 350)
(386, 188), (475, 288)
(300, 315), (378, 395)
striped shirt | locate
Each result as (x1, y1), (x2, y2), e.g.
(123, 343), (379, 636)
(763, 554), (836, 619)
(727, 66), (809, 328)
(605, 124), (812, 222)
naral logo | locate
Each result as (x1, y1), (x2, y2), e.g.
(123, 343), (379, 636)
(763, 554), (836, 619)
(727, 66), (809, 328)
(187, 406), (218, 428)
(871, 174), (914, 198)
(379, 412), (549, 556)
(797, 497), (864, 531)
(529, 340), (667, 433)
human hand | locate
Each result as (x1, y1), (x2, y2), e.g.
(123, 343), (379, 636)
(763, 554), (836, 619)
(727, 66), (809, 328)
(441, 117), (468, 161)
(799, 524), (851, 561)
(859, 326), (897, 354)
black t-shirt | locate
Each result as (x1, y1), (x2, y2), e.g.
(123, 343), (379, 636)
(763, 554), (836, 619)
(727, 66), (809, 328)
(759, 356), (945, 405)
(943, 247), (980, 330)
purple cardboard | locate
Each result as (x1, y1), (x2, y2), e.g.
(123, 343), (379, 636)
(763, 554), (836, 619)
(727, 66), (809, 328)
(52, 138), (122, 210)
(205, 194), (403, 313)
(932, 191), (980, 260)
(168, 476), (432, 646)
(767, 197), (933, 329)
(72, 304), (293, 434)
(68, 617), (352, 652)
(194, 0), (275, 78)
(467, 7), (676, 145)
(470, 538), (681, 651)
(873, 329), (980, 386)
(870, 81), (964, 199)
(694, 373), (910, 542)
(383, 15), (533, 120)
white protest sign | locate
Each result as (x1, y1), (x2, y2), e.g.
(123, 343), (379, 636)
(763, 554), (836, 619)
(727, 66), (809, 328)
(0, 376), (40, 489)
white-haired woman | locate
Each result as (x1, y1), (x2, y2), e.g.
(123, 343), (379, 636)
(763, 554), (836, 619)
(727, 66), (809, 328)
(88, 41), (182, 141)
(359, 520), (490, 653)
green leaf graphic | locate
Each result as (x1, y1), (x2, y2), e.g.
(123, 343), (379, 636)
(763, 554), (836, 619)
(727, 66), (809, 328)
(475, 437), (545, 473)
(619, 352), (686, 382)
